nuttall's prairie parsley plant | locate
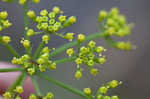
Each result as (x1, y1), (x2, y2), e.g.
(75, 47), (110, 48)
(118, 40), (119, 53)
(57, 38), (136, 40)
(0, 0), (135, 99)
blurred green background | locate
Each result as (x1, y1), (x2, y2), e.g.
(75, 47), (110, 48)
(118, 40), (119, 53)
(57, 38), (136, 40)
(0, 0), (150, 99)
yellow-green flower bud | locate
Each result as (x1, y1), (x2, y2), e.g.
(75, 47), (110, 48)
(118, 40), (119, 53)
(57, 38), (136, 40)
(111, 96), (119, 99)
(66, 48), (74, 57)
(3, 20), (12, 28)
(95, 46), (105, 53)
(37, 58), (44, 64)
(106, 18), (115, 26)
(1, 36), (11, 44)
(3, 92), (11, 99)
(42, 35), (50, 44)
(97, 95), (103, 99)
(19, 0), (27, 5)
(88, 40), (96, 48)
(46, 92), (54, 99)
(21, 39), (30, 48)
(48, 12), (56, 18)
(29, 94), (37, 99)
(75, 58), (82, 65)
(15, 86), (23, 94)
(68, 16), (76, 24)
(39, 65), (46, 72)
(75, 70), (82, 79)
(42, 47), (50, 53)
(64, 33), (74, 41)
(98, 10), (107, 22)
(27, 68), (35, 75)
(49, 19), (55, 25)
(41, 23), (48, 30)
(104, 96), (111, 99)
(58, 15), (66, 23)
(111, 7), (119, 16)
(109, 80), (119, 88)
(27, 10), (36, 19)
(11, 57), (18, 64)
(90, 68), (98, 76)
(52, 6), (60, 14)
(99, 86), (108, 94)
(87, 60), (94, 67)
(98, 57), (106, 64)
(26, 29), (35, 37)
(77, 34), (85, 42)
(40, 9), (48, 16)
(83, 88), (92, 95)
(48, 62), (56, 70)
(0, 11), (8, 19)
(107, 27), (116, 35)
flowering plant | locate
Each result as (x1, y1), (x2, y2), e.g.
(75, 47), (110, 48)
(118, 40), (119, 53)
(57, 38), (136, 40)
(0, 0), (135, 99)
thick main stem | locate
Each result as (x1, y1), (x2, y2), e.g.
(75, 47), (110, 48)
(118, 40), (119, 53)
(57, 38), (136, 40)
(37, 73), (92, 99)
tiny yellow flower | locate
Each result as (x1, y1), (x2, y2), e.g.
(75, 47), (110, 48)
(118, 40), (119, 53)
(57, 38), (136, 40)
(27, 10), (36, 19)
(77, 34), (85, 42)
(19, 0), (27, 5)
(26, 29), (35, 37)
(66, 48), (74, 57)
(90, 68), (99, 76)
(68, 16), (76, 24)
(1, 36), (11, 44)
(3, 92), (11, 99)
(0, 11), (8, 19)
(40, 9), (48, 16)
(52, 6), (60, 14)
(75, 58), (82, 65)
(42, 35), (50, 44)
(64, 33), (74, 41)
(15, 86), (24, 94)
(83, 88), (92, 95)
(75, 70), (82, 79)
(42, 47), (50, 53)
(29, 94), (37, 99)
(21, 39), (30, 48)
(27, 68), (35, 75)
(39, 65), (46, 72)
(37, 58), (44, 64)
(99, 86), (108, 94)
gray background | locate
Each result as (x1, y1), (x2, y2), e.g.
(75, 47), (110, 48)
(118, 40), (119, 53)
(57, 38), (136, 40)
(0, 0), (150, 99)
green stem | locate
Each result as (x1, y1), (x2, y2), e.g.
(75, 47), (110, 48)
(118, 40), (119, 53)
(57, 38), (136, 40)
(33, 41), (44, 59)
(8, 72), (27, 92)
(0, 42), (20, 57)
(49, 32), (104, 58)
(31, 76), (42, 96)
(0, 68), (24, 72)
(37, 73), (91, 99)
(54, 56), (77, 64)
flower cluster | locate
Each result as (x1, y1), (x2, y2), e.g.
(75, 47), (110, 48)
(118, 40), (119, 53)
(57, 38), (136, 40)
(27, 6), (76, 36)
(98, 8), (135, 51)
(98, 8), (131, 37)
(0, 11), (12, 32)
(11, 46), (56, 75)
(2, 0), (40, 5)
(83, 80), (121, 99)
(66, 40), (106, 79)
(3, 86), (23, 99)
